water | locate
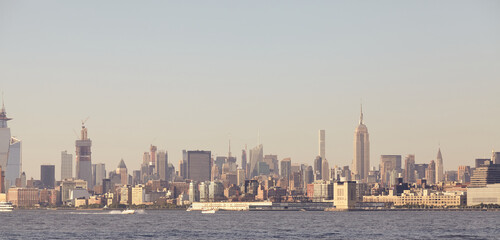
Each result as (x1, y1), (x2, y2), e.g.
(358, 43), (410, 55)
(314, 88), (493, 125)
(0, 210), (498, 239)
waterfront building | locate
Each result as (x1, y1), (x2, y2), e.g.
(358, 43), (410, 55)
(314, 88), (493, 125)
(0, 101), (22, 191)
(75, 122), (92, 190)
(7, 187), (39, 207)
(353, 105), (370, 182)
(132, 185), (145, 205)
(249, 144), (263, 178)
(334, 181), (357, 210)
(119, 185), (132, 205)
(186, 151), (211, 182)
(156, 151), (168, 181)
(380, 155), (402, 187)
(436, 148), (444, 183)
(61, 150), (73, 180)
(467, 183), (500, 206)
(469, 162), (500, 188)
(404, 154), (416, 183)
(40, 165), (55, 189)
(307, 180), (333, 202)
(363, 190), (466, 207)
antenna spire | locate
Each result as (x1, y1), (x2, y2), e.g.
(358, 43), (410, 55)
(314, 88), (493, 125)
(228, 135), (232, 158)
(360, 103), (364, 124)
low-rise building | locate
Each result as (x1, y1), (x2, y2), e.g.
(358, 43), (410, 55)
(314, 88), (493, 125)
(467, 184), (500, 206)
(7, 188), (39, 207)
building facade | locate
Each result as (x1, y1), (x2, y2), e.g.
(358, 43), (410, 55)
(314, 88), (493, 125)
(353, 106), (370, 182)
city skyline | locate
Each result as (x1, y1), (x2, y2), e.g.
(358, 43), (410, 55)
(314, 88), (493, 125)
(0, 1), (499, 179)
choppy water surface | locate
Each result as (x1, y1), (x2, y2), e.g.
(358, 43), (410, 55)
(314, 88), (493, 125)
(0, 210), (498, 239)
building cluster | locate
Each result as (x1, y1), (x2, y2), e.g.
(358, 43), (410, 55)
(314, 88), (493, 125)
(0, 102), (499, 210)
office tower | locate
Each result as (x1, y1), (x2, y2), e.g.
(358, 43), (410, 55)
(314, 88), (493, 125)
(470, 162), (500, 188)
(280, 158), (292, 183)
(380, 155), (402, 187)
(0, 100), (22, 191)
(241, 149), (247, 176)
(179, 159), (187, 179)
(61, 150), (73, 180)
(150, 145), (157, 166)
(214, 157), (226, 176)
(319, 130), (325, 161)
(404, 154), (416, 183)
(322, 158), (330, 181)
(353, 105), (370, 181)
(157, 151), (169, 181)
(414, 163), (428, 180)
(492, 151), (500, 165)
(304, 166), (314, 186)
(263, 155), (279, 175)
(249, 144), (263, 178)
(476, 158), (491, 168)
(314, 156), (322, 180)
(116, 159), (128, 185)
(94, 163), (106, 186)
(426, 160), (436, 184)
(257, 161), (270, 176)
(436, 148), (444, 183)
(75, 122), (92, 190)
(186, 150), (211, 182)
(237, 168), (245, 186)
(458, 166), (471, 183)
(0, 166), (4, 193)
(41, 165), (55, 189)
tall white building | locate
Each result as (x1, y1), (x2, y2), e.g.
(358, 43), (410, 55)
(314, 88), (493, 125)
(0, 100), (22, 191)
(435, 148), (444, 183)
(61, 150), (73, 180)
(353, 105), (370, 182)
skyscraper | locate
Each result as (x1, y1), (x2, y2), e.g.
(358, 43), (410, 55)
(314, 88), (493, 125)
(314, 156), (322, 180)
(492, 151), (500, 165)
(186, 150), (211, 182)
(404, 154), (416, 183)
(41, 165), (55, 189)
(75, 122), (92, 189)
(61, 150), (73, 180)
(157, 151), (169, 181)
(0, 100), (22, 191)
(280, 158), (292, 184)
(93, 163), (106, 186)
(353, 105), (370, 181)
(426, 160), (436, 185)
(319, 130), (325, 161)
(116, 159), (128, 185)
(435, 148), (444, 183)
(241, 148), (247, 176)
(249, 144), (263, 178)
(321, 159), (330, 181)
(380, 155), (402, 187)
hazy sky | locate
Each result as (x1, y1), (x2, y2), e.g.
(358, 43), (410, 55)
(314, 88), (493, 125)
(1, 1), (499, 180)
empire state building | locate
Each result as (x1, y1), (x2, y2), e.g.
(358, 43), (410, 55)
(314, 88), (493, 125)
(353, 106), (370, 181)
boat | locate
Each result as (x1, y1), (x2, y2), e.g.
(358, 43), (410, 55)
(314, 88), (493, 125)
(121, 209), (136, 214)
(186, 206), (193, 212)
(0, 202), (13, 212)
(201, 209), (217, 214)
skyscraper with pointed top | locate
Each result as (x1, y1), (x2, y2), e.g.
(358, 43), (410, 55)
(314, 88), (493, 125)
(436, 148), (444, 183)
(353, 105), (370, 181)
(76, 122), (92, 189)
(0, 97), (22, 191)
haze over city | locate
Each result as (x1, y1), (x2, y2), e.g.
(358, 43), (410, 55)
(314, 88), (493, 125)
(1, 1), (499, 180)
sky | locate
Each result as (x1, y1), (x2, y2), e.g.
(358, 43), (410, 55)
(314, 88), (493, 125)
(0, 1), (499, 180)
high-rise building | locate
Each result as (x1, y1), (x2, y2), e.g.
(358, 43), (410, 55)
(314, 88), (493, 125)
(61, 150), (73, 180)
(470, 162), (500, 188)
(380, 155), (402, 187)
(353, 105), (370, 182)
(280, 158), (292, 184)
(75, 122), (92, 190)
(304, 166), (314, 187)
(41, 165), (55, 189)
(436, 148), (444, 183)
(186, 151), (211, 182)
(241, 149), (247, 176)
(404, 154), (416, 183)
(116, 159), (128, 186)
(93, 163), (106, 187)
(157, 151), (169, 181)
(321, 158), (330, 181)
(263, 155), (279, 175)
(319, 130), (325, 161)
(414, 163), (428, 180)
(492, 151), (500, 165)
(426, 160), (436, 185)
(0, 100), (22, 191)
(475, 158), (491, 168)
(314, 156), (322, 180)
(249, 144), (263, 178)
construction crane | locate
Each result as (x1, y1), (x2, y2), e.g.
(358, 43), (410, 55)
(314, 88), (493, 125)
(81, 117), (90, 128)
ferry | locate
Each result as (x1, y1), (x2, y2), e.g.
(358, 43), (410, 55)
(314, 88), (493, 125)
(201, 209), (217, 214)
(0, 202), (13, 212)
(121, 209), (136, 214)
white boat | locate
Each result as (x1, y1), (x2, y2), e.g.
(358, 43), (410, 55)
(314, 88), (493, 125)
(121, 209), (136, 214)
(0, 202), (13, 212)
(201, 209), (216, 214)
